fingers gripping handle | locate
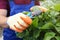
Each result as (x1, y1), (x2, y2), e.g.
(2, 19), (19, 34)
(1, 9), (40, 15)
(6, 13), (32, 32)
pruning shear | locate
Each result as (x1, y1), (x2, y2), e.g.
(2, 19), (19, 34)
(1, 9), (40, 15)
(23, 10), (42, 18)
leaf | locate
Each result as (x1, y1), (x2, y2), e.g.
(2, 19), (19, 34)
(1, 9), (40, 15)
(56, 23), (60, 27)
(43, 32), (55, 40)
(55, 36), (60, 40)
(39, 0), (45, 1)
(33, 29), (41, 38)
(50, 11), (59, 17)
(23, 11), (29, 15)
(17, 30), (29, 38)
(55, 22), (60, 33)
(40, 22), (53, 29)
(54, 4), (60, 11)
(41, 0), (55, 8)
(32, 17), (39, 27)
(55, 26), (60, 33)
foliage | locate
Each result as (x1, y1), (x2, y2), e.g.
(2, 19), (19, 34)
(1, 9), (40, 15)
(16, 0), (60, 40)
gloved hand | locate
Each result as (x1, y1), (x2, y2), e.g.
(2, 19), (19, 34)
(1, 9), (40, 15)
(23, 11), (41, 18)
(30, 6), (48, 13)
(7, 13), (32, 32)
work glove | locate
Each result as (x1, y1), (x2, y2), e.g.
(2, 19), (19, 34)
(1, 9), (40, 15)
(7, 13), (32, 32)
(30, 6), (48, 12)
(23, 6), (48, 18)
(22, 6), (48, 18)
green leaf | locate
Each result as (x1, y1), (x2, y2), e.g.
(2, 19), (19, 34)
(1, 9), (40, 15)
(17, 30), (29, 38)
(32, 17), (39, 27)
(55, 36), (60, 40)
(23, 11), (29, 15)
(40, 22), (53, 29)
(39, 0), (45, 1)
(33, 29), (41, 38)
(55, 26), (60, 33)
(56, 23), (60, 27)
(50, 11), (59, 17)
(43, 32), (55, 40)
(54, 4), (60, 11)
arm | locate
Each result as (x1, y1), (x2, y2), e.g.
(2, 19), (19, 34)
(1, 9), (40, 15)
(0, 0), (9, 28)
(0, 0), (32, 32)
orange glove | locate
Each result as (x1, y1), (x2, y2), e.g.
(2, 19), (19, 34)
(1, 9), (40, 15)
(7, 13), (32, 32)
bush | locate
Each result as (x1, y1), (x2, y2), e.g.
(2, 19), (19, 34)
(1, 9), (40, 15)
(16, 0), (60, 40)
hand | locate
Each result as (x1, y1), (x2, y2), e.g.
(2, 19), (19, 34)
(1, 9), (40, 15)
(30, 6), (48, 12)
(7, 13), (32, 32)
